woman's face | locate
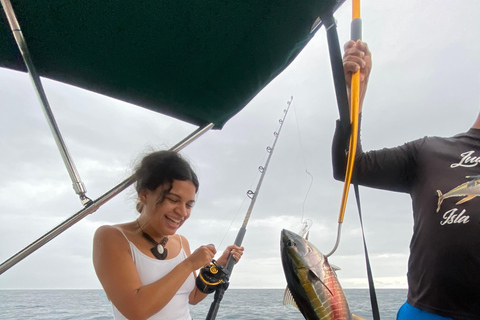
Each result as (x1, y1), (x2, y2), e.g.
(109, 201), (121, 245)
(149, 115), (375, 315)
(140, 179), (196, 236)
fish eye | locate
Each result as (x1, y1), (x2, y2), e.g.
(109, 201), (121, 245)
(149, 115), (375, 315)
(286, 240), (295, 247)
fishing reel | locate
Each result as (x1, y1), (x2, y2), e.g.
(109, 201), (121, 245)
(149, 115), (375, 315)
(196, 259), (229, 294)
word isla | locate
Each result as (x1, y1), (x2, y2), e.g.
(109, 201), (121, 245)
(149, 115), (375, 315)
(440, 208), (470, 225)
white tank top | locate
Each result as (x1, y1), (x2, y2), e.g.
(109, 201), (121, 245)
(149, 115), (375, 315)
(112, 233), (195, 320)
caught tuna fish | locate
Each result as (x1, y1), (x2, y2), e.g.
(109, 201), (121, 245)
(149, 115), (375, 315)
(281, 229), (366, 320)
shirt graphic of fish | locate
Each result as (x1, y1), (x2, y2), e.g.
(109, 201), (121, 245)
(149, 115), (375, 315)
(436, 175), (480, 212)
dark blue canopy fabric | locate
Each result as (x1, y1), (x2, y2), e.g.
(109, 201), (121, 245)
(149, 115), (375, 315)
(1, 0), (343, 128)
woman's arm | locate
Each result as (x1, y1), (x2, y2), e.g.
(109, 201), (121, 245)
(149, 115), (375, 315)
(187, 242), (244, 305)
(93, 226), (214, 320)
(183, 237), (209, 305)
(215, 244), (244, 267)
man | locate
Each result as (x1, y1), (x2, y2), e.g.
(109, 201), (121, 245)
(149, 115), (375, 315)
(333, 40), (480, 320)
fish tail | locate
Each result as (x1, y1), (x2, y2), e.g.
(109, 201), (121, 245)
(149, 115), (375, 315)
(436, 190), (443, 212)
(352, 314), (368, 320)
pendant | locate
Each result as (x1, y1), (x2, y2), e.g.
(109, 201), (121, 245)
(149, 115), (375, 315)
(151, 246), (168, 260)
(140, 230), (169, 260)
(157, 244), (164, 254)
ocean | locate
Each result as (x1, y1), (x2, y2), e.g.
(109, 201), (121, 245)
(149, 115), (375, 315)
(0, 288), (406, 320)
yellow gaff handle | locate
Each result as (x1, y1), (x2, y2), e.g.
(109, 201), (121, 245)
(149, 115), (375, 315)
(338, 0), (361, 224)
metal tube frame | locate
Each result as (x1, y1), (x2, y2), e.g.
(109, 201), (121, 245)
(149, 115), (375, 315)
(0, 123), (214, 275)
(0, 0), (216, 276)
(1, 0), (91, 204)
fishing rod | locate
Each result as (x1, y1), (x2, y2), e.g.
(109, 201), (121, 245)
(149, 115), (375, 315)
(326, 0), (362, 258)
(203, 96), (293, 320)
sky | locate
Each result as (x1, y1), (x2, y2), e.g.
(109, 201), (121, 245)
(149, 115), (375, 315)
(1, 0), (480, 292)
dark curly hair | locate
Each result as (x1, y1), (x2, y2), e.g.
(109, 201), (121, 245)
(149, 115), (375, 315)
(134, 151), (199, 212)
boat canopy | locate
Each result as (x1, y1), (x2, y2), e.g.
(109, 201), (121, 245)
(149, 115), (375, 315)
(1, 0), (348, 276)
(0, 0), (343, 128)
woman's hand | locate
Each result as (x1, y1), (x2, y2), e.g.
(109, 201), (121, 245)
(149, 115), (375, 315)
(187, 245), (216, 270)
(216, 245), (244, 266)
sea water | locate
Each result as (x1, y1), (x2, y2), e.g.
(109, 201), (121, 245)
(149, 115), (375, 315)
(0, 288), (407, 320)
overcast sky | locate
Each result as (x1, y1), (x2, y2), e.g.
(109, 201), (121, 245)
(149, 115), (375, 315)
(1, 0), (480, 293)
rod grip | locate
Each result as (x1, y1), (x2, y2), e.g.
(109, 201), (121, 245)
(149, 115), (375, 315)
(351, 18), (362, 41)
(233, 226), (246, 247)
(223, 226), (246, 272)
(205, 288), (223, 319)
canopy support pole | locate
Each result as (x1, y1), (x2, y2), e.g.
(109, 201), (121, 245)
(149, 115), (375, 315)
(0, 123), (214, 275)
(1, 0), (91, 205)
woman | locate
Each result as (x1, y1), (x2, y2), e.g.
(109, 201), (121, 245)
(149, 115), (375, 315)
(93, 151), (244, 320)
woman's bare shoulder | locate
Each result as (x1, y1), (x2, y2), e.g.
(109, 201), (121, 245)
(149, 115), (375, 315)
(93, 224), (134, 250)
(93, 224), (134, 268)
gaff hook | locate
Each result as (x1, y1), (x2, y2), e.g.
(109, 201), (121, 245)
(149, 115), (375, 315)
(327, 0), (362, 258)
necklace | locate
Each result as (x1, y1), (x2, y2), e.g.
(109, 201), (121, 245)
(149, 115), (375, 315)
(137, 220), (168, 260)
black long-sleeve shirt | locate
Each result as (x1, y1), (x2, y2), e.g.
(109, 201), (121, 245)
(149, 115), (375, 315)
(332, 119), (480, 319)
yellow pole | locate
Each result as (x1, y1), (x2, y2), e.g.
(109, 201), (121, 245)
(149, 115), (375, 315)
(338, 0), (361, 224)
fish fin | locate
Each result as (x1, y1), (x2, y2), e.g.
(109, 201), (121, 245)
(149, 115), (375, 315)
(351, 313), (368, 320)
(436, 190), (444, 212)
(308, 269), (321, 280)
(455, 194), (477, 205)
(308, 270), (334, 297)
(330, 264), (341, 272)
(282, 287), (299, 310)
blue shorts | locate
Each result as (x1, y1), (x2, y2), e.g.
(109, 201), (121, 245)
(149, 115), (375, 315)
(397, 302), (456, 320)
